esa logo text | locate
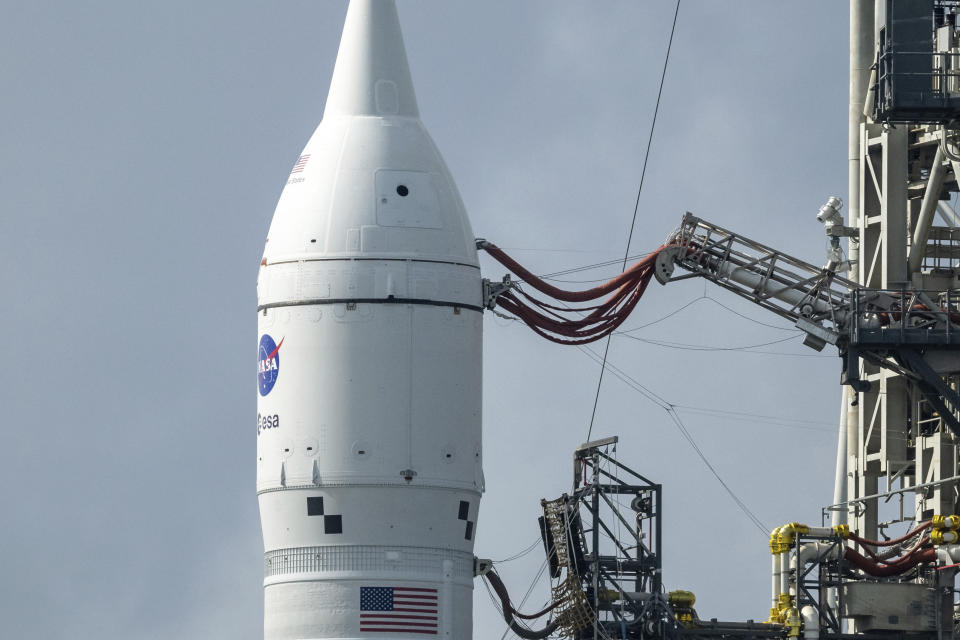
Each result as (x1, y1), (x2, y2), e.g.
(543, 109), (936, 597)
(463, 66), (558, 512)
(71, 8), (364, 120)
(258, 413), (279, 435)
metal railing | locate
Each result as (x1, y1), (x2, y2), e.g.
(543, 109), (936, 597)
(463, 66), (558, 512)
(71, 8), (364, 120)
(672, 213), (855, 331)
(875, 49), (960, 122)
(849, 288), (960, 346)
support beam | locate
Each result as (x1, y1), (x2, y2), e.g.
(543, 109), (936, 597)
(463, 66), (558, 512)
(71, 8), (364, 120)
(832, 387), (848, 526)
(881, 126), (909, 287)
(937, 201), (960, 227)
(909, 145), (947, 273)
(847, 1), (873, 540)
(898, 348), (960, 437)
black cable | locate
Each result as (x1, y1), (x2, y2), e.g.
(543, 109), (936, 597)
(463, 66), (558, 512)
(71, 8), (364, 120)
(492, 563), (555, 640)
(664, 407), (768, 533)
(671, 405), (834, 431)
(493, 538), (543, 564)
(617, 332), (802, 352)
(617, 295), (706, 331)
(700, 295), (797, 332)
(538, 250), (656, 279)
(588, 0), (681, 441)
(577, 345), (769, 535)
(616, 294), (797, 333)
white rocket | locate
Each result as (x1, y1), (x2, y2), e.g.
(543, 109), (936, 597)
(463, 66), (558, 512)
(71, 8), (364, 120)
(256, 1), (483, 638)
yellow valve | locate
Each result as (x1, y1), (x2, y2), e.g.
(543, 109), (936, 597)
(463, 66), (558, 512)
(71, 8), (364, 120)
(668, 590), (697, 627)
(675, 612), (695, 626)
(668, 590), (696, 608)
(832, 524), (850, 539)
(783, 607), (802, 637)
(932, 529), (959, 545)
(778, 593), (793, 608)
(933, 515), (960, 530)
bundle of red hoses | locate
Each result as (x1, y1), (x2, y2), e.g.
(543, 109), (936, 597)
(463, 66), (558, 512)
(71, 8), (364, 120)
(844, 521), (935, 577)
(482, 243), (665, 345)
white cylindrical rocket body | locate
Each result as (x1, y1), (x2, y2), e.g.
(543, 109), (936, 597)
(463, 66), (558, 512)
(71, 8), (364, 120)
(256, 2), (483, 638)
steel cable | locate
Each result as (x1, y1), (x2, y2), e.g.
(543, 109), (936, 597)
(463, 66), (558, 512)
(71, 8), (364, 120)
(588, 0), (682, 441)
(577, 345), (769, 535)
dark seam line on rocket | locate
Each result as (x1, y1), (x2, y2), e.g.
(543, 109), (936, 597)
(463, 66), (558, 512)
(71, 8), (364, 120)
(264, 257), (481, 270)
(258, 484), (480, 495)
(258, 298), (483, 313)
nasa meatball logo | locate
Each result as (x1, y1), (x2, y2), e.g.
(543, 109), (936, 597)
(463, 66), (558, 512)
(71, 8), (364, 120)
(258, 334), (283, 397)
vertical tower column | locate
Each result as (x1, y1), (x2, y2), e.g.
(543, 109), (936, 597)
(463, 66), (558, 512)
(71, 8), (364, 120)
(843, 0), (874, 530)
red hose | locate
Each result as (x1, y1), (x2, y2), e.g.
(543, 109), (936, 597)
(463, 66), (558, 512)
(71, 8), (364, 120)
(851, 534), (931, 565)
(482, 244), (662, 345)
(484, 243), (663, 303)
(500, 286), (647, 345)
(844, 546), (936, 577)
(848, 521), (930, 548)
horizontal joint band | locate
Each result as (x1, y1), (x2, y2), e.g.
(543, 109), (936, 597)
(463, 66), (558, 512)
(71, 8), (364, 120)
(258, 298), (483, 313)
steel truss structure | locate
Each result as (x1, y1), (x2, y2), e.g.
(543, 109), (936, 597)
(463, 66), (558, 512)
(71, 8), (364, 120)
(550, 439), (956, 640)
(790, 531), (952, 640)
(664, 0), (960, 564)
(847, 0), (960, 547)
(557, 438), (784, 640)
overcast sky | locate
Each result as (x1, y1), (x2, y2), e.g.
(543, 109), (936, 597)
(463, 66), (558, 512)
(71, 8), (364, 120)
(1, 2), (851, 638)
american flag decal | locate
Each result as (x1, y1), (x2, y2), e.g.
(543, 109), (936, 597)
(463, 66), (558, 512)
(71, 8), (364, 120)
(291, 154), (310, 173)
(360, 586), (438, 635)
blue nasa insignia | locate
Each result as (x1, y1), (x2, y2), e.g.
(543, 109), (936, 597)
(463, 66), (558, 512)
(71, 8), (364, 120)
(258, 334), (283, 396)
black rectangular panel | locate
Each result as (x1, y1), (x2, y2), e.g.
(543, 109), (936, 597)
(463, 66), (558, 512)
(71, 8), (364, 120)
(307, 496), (324, 516)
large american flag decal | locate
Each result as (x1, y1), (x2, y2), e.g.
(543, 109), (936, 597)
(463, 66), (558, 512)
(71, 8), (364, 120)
(360, 586), (438, 635)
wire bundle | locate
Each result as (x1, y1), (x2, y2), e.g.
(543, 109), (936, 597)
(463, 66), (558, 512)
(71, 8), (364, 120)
(481, 243), (664, 345)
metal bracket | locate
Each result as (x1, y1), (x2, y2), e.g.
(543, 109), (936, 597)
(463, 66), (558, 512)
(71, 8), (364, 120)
(796, 317), (839, 352)
(825, 226), (859, 239)
(473, 557), (493, 577)
(654, 246), (683, 285)
(840, 347), (871, 393)
(482, 275), (514, 310)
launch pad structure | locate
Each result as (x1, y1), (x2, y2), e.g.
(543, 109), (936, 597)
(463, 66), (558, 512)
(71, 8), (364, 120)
(843, 0), (960, 543)
(480, 1), (960, 639)
(514, 436), (955, 640)
(255, 1), (960, 639)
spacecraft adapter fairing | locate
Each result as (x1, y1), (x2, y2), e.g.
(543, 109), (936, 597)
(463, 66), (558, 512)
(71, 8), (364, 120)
(256, 1), (483, 638)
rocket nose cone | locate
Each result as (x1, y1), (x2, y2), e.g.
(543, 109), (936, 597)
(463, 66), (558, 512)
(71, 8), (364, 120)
(323, 0), (420, 119)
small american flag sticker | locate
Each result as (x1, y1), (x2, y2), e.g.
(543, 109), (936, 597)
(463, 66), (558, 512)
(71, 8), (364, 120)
(291, 154), (310, 173)
(360, 586), (438, 635)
